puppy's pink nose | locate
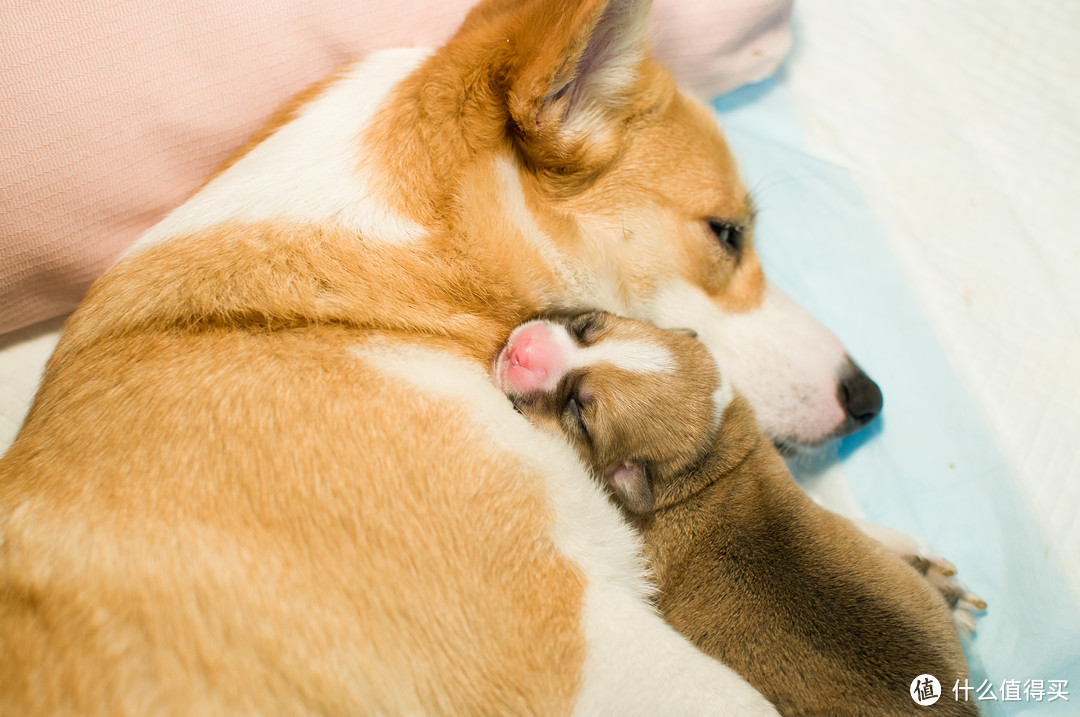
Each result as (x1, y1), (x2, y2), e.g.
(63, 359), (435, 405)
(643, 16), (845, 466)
(504, 324), (564, 393)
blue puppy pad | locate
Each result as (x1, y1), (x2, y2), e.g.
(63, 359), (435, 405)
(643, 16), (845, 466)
(712, 77), (1080, 715)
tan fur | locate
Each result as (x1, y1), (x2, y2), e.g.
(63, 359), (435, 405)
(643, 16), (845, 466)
(53, 221), (542, 366)
(1, 0), (785, 712)
(3, 318), (586, 715)
(509, 313), (974, 716)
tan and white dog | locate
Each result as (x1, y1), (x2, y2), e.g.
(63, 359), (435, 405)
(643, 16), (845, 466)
(2, 0), (894, 714)
(494, 311), (977, 716)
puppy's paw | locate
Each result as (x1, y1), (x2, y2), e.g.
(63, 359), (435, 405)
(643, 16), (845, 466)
(907, 553), (987, 634)
(855, 519), (987, 632)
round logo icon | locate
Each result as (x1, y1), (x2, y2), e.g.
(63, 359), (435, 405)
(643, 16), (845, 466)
(910, 674), (942, 706)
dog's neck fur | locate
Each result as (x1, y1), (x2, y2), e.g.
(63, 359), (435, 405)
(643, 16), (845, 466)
(643, 393), (768, 514)
(630, 393), (792, 586)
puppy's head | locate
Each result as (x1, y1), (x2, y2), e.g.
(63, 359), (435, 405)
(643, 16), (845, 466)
(494, 311), (726, 513)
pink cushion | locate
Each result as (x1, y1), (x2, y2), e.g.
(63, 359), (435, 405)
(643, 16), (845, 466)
(0, 0), (792, 335)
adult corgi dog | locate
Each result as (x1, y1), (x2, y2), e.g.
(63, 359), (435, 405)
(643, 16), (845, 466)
(1, 0), (884, 713)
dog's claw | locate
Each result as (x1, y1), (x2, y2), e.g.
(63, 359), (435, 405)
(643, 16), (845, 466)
(922, 555), (958, 581)
(958, 593), (987, 613)
(904, 553), (986, 629)
(954, 608), (978, 634)
(854, 520), (987, 632)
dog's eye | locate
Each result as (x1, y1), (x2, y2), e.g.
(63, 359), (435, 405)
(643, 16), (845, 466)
(707, 219), (744, 256)
(568, 313), (599, 345)
(565, 394), (590, 441)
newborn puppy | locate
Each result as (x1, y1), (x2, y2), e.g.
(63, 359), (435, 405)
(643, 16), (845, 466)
(494, 311), (976, 716)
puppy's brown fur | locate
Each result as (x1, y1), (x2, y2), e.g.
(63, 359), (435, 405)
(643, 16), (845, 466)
(512, 312), (976, 716)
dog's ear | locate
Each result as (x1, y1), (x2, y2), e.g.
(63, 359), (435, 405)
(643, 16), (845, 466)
(605, 461), (654, 514)
(496, 0), (653, 173)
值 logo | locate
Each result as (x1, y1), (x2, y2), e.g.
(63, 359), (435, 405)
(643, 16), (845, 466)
(911, 674), (942, 706)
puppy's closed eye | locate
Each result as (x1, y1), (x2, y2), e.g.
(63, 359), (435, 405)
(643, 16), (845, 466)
(567, 313), (601, 346)
(565, 394), (587, 435)
(563, 385), (593, 445)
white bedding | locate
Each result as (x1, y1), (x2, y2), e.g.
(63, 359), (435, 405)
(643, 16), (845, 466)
(785, 0), (1080, 607)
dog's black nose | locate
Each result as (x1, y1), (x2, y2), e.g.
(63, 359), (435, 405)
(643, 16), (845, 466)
(837, 359), (883, 427)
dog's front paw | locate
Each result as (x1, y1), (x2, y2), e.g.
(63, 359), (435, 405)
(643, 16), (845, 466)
(855, 520), (987, 633)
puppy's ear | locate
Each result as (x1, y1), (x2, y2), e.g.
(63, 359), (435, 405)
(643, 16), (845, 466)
(666, 327), (698, 339)
(606, 462), (654, 514)
(501, 0), (652, 172)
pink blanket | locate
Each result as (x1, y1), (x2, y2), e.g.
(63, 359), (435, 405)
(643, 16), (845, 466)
(0, 0), (792, 334)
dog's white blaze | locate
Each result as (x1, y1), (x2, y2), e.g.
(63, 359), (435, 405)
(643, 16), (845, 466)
(576, 339), (676, 375)
(352, 341), (774, 714)
(543, 322), (677, 377)
(645, 279), (848, 445)
(126, 48), (432, 258)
